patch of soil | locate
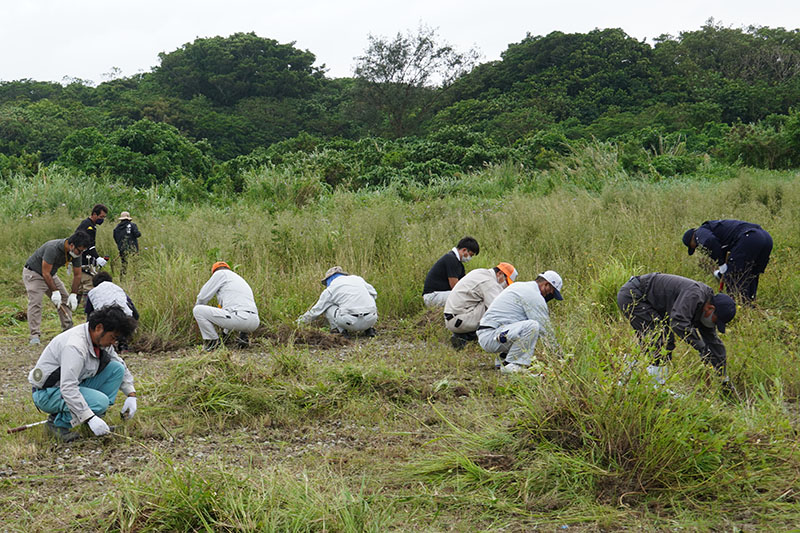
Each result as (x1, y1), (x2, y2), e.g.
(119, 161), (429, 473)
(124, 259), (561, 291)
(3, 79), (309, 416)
(256, 324), (350, 349)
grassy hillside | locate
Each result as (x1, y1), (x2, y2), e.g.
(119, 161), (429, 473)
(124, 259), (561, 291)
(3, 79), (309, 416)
(1, 165), (799, 530)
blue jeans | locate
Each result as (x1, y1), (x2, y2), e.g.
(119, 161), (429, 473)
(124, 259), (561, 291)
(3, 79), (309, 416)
(32, 360), (125, 428)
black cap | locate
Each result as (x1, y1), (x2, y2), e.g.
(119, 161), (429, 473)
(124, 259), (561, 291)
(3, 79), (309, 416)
(683, 228), (696, 255)
(712, 293), (736, 333)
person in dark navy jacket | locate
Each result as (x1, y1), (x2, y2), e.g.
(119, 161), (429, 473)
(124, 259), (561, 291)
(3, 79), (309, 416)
(682, 219), (773, 302)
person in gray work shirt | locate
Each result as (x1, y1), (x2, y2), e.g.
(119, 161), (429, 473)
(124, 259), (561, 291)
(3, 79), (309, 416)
(617, 273), (736, 387)
(22, 231), (91, 345)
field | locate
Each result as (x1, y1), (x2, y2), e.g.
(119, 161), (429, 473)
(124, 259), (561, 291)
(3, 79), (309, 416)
(1, 164), (800, 531)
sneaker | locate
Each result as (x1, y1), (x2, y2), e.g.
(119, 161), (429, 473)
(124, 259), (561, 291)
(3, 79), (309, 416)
(29, 336), (40, 345)
(235, 332), (250, 348)
(45, 420), (81, 443)
(500, 362), (529, 374)
(494, 352), (508, 369)
(203, 338), (221, 352)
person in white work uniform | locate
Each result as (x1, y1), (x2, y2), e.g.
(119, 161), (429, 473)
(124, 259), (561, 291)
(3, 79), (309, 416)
(477, 270), (564, 374)
(193, 261), (260, 351)
(297, 266), (378, 337)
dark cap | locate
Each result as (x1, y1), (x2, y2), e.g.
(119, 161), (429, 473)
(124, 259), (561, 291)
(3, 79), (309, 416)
(711, 293), (736, 333)
(682, 228), (696, 255)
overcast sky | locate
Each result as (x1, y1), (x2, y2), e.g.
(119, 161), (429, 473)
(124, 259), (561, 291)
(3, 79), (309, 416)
(1, 1), (796, 85)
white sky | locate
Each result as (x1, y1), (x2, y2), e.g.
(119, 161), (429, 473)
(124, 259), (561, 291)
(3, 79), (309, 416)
(0, 0), (796, 85)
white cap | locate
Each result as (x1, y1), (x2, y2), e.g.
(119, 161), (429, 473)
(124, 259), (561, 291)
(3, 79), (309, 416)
(538, 270), (563, 300)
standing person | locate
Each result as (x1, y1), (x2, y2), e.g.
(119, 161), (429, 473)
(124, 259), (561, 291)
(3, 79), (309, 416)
(477, 271), (564, 374)
(113, 211), (141, 273)
(22, 231), (91, 345)
(27, 305), (139, 442)
(422, 237), (480, 308)
(75, 204), (109, 300)
(193, 262), (260, 351)
(444, 262), (517, 349)
(298, 266), (378, 336)
(616, 273), (736, 387)
(682, 220), (773, 302)
(84, 271), (139, 352)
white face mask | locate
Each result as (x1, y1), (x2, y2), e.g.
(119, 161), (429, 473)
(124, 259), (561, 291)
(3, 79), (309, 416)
(69, 249), (81, 258)
(500, 280), (508, 289)
(461, 253), (472, 263)
(700, 312), (715, 329)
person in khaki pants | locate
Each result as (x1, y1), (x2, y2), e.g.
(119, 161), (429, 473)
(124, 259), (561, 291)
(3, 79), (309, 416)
(22, 231), (91, 345)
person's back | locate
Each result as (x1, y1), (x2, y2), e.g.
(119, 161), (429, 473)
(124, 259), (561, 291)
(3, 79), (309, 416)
(328, 275), (377, 313)
(481, 281), (547, 328)
(198, 269), (257, 312)
(114, 219), (140, 252)
(445, 268), (500, 315)
(88, 281), (134, 317)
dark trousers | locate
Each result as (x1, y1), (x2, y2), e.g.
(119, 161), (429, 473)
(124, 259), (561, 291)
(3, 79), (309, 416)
(617, 278), (674, 365)
(726, 229), (772, 301)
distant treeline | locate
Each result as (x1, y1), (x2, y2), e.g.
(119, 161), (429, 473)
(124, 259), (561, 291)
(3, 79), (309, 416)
(3, 21), (800, 189)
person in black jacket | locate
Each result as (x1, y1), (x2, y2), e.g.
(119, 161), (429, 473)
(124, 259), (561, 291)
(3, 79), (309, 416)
(683, 219), (773, 302)
(617, 273), (736, 387)
(75, 204), (108, 300)
(113, 211), (141, 273)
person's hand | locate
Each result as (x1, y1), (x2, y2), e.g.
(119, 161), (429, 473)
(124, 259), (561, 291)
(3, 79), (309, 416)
(67, 293), (78, 311)
(718, 263), (728, 275)
(121, 396), (137, 419)
(96, 257), (107, 267)
(50, 292), (62, 307)
(713, 269), (722, 280)
(87, 415), (110, 436)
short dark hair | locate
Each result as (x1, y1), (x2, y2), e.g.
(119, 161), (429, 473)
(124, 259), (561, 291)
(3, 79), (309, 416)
(92, 204), (108, 216)
(88, 305), (137, 338)
(92, 271), (113, 287)
(456, 236), (480, 255)
(68, 230), (92, 249)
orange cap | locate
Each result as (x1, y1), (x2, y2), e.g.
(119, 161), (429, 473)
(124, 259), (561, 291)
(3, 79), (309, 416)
(212, 261), (230, 273)
(496, 262), (518, 285)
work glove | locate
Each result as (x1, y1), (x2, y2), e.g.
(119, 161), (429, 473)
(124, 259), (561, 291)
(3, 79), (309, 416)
(67, 293), (78, 311)
(87, 415), (110, 436)
(718, 263), (728, 275)
(96, 257), (107, 267)
(50, 291), (62, 308)
(121, 396), (137, 419)
(713, 269), (723, 280)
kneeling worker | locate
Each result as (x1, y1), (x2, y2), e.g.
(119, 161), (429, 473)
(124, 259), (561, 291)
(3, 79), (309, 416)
(422, 236), (480, 308)
(445, 262), (517, 349)
(193, 262), (260, 351)
(298, 266), (378, 336)
(477, 271), (563, 374)
(28, 305), (139, 442)
(616, 273), (736, 387)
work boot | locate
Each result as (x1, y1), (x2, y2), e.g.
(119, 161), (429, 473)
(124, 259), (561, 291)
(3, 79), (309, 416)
(203, 338), (221, 352)
(450, 334), (468, 350)
(494, 352), (508, 369)
(46, 420), (81, 443)
(363, 327), (377, 338)
(235, 332), (250, 348)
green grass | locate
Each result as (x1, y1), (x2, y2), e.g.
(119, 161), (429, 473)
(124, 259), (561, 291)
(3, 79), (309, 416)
(1, 164), (799, 530)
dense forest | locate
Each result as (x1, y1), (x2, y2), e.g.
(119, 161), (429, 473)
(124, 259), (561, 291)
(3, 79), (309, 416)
(2, 21), (800, 192)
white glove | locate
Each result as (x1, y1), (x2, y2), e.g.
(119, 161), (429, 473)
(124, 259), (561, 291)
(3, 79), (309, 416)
(96, 257), (107, 267)
(50, 291), (62, 307)
(713, 270), (722, 280)
(67, 293), (78, 311)
(121, 396), (137, 419)
(718, 263), (728, 275)
(87, 415), (110, 436)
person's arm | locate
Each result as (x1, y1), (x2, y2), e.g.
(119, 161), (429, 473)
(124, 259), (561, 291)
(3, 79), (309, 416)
(669, 290), (707, 353)
(40, 261), (59, 292)
(364, 280), (378, 300)
(480, 280), (503, 308)
(59, 348), (96, 425)
(694, 227), (725, 265)
(127, 296), (139, 320)
(444, 255), (463, 289)
(196, 273), (221, 306)
(109, 348), (136, 396)
(84, 296), (95, 316)
(698, 329), (727, 372)
(132, 223), (141, 239)
(298, 289), (333, 323)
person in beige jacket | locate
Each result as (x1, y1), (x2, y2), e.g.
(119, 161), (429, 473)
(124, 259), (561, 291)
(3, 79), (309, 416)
(444, 262), (517, 349)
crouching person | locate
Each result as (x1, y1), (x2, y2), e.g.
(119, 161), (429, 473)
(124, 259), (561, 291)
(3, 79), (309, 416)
(28, 305), (138, 442)
(477, 271), (563, 374)
(85, 271), (139, 351)
(298, 266), (378, 336)
(193, 262), (260, 351)
(445, 262), (517, 349)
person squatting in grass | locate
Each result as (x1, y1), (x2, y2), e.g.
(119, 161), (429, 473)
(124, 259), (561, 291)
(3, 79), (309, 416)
(616, 273), (736, 389)
(421, 236), (480, 308)
(477, 270), (564, 374)
(74, 204), (109, 303)
(85, 271), (139, 352)
(682, 219), (773, 303)
(444, 262), (517, 350)
(28, 305), (139, 443)
(193, 261), (260, 351)
(22, 230), (91, 345)
(297, 266), (378, 337)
